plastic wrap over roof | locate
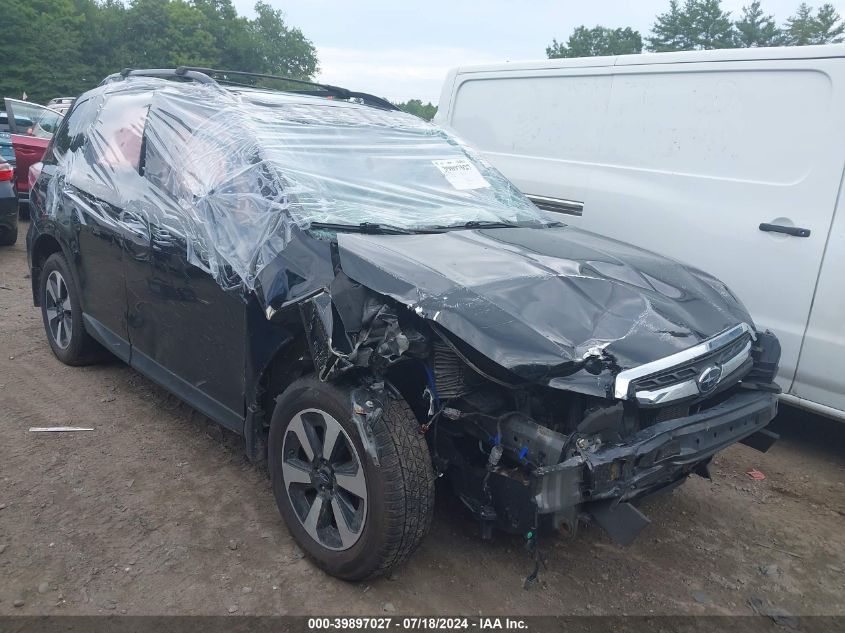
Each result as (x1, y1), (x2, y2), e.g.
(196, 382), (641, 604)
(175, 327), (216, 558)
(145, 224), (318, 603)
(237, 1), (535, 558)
(48, 76), (547, 300)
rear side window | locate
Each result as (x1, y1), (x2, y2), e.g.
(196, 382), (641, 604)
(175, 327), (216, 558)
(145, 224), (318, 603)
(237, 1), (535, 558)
(84, 92), (148, 172)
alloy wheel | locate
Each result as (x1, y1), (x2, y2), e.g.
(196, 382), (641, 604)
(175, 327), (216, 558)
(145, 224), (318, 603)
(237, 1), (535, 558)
(282, 408), (368, 551)
(44, 270), (72, 350)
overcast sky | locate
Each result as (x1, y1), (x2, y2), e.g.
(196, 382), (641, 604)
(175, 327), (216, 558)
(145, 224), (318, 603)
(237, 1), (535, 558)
(231, 0), (845, 103)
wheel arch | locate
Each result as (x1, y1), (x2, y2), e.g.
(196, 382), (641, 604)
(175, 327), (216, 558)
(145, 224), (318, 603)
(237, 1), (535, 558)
(30, 233), (66, 306)
(245, 333), (313, 464)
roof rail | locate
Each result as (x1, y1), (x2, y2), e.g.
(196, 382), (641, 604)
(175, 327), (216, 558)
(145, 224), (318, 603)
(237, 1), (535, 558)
(177, 67), (399, 111)
(103, 67), (399, 111)
(117, 67), (218, 85)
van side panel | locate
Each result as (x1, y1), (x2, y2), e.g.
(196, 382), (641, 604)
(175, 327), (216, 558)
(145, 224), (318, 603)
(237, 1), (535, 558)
(445, 59), (845, 396)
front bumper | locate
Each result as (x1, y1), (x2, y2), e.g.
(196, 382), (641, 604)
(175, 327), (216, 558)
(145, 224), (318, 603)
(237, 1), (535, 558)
(533, 389), (778, 515)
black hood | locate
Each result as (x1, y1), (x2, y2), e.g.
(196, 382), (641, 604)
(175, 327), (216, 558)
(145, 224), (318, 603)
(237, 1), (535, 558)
(337, 225), (753, 391)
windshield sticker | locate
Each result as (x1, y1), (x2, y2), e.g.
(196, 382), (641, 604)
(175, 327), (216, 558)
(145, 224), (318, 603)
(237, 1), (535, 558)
(432, 158), (490, 190)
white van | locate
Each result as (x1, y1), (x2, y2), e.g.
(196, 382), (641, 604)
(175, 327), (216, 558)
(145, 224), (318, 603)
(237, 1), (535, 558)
(435, 45), (845, 421)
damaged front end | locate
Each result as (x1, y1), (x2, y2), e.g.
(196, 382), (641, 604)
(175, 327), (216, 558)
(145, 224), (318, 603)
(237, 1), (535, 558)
(426, 325), (780, 546)
(279, 226), (782, 548)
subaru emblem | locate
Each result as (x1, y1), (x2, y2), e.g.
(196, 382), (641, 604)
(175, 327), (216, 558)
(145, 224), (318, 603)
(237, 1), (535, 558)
(697, 365), (723, 393)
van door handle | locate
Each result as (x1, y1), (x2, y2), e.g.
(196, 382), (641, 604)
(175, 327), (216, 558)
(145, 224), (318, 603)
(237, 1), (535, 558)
(759, 223), (811, 238)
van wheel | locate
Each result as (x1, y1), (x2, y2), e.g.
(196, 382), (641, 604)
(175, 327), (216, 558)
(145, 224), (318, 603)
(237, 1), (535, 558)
(269, 377), (434, 580)
(39, 253), (102, 365)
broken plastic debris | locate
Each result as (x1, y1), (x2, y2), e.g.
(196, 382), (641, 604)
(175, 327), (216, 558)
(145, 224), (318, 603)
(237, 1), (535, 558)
(746, 468), (766, 480)
(29, 427), (94, 432)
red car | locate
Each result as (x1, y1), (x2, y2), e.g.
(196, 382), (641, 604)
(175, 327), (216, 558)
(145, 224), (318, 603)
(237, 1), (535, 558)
(3, 99), (62, 213)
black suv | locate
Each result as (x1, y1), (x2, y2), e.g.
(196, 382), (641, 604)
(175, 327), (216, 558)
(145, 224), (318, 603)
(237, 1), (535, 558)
(27, 67), (781, 581)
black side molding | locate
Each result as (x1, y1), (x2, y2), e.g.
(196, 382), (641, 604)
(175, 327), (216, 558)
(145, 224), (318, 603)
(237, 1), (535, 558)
(759, 223), (810, 238)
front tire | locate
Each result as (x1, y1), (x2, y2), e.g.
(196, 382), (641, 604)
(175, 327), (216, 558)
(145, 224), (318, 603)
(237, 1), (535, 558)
(39, 253), (102, 365)
(269, 377), (435, 580)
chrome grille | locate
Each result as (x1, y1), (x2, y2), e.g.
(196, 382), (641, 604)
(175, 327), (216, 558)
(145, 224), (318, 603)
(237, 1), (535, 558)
(613, 323), (755, 406)
(632, 334), (751, 392)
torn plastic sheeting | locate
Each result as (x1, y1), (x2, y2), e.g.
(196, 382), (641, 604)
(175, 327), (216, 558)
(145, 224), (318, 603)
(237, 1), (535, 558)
(47, 75), (545, 303)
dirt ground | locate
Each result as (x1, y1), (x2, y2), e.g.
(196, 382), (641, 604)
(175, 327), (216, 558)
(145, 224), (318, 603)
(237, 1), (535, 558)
(1, 219), (844, 618)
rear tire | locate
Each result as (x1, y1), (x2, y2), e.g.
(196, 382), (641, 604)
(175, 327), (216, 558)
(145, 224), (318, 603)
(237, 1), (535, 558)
(39, 253), (102, 365)
(269, 376), (434, 580)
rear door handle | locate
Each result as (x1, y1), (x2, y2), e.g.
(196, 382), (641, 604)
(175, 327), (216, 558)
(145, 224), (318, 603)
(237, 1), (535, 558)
(759, 223), (811, 238)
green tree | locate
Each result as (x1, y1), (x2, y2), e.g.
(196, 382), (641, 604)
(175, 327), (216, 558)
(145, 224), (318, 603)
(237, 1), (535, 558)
(647, 0), (735, 51)
(647, 0), (690, 51)
(815, 3), (845, 42)
(163, 1), (220, 67)
(192, 0), (255, 71)
(74, 0), (129, 81)
(734, 1), (781, 47)
(124, 0), (174, 68)
(395, 99), (437, 121)
(0, 0), (320, 105)
(783, 3), (820, 44)
(124, 0), (219, 68)
(783, 2), (845, 44)
(0, 0), (91, 103)
(247, 1), (319, 79)
(546, 26), (643, 58)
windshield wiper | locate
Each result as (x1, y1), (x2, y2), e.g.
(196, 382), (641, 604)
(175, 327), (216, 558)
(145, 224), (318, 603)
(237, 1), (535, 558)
(309, 221), (421, 235)
(435, 220), (521, 231)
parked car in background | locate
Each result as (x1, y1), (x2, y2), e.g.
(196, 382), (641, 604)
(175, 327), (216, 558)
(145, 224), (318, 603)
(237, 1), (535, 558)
(0, 110), (31, 165)
(436, 44), (845, 422)
(27, 67), (780, 580)
(46, 97), (75, 115)
(3, 98), (62, 215)
(0, 158), (17, 245)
